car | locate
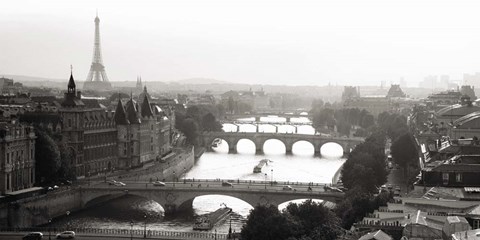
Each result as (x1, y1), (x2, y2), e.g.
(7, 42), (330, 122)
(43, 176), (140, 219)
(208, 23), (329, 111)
(114, 181), (126, 186)
(282, 185), (293, 191)
(222, 182), (233, 187)
(395, 186), (401, 191)
(153, 181), (166, 187)
(56, 231), (75, 239)
(106, 179), (117, 185)
(23, 232), (43, 240)
(387, 184), (393, 190)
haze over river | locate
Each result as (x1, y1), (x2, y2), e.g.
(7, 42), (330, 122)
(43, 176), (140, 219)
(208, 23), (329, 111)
(51, 116), (345, 233)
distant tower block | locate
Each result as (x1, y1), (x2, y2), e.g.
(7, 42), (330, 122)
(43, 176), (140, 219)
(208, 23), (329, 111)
(83, 13), (112, 91)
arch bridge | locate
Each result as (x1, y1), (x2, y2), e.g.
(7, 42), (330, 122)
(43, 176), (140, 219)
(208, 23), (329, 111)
(200, 132), (364, 155)
(80, 181), (344, 216)
(223, 113), (310, 122)
(221, 120), (312, 133)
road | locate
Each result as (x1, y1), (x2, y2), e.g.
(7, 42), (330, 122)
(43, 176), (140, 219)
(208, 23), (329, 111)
(0, 232), (224, 240)
(87, 179), (340, 194)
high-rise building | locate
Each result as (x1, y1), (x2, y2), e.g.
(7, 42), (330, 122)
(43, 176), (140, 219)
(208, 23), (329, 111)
(83, 14), (112, 91)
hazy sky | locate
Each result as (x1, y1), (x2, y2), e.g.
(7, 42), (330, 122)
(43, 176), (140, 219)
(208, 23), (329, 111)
(2, 0), (480, 86)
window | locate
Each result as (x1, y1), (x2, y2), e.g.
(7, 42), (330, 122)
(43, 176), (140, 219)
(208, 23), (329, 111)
(474, 220), (480, 229)
(456, 173), (463, 182)
(6, 153), (9, 164)
(6, 174), (10, 190)
(442, 173), (449, 184)
(68, 119), (72, 128)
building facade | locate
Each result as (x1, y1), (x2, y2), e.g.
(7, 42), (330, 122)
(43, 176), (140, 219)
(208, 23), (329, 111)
(0, 117), (36, 194)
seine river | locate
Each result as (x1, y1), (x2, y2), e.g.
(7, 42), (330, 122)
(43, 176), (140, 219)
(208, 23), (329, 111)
(51, 116), (345, 233)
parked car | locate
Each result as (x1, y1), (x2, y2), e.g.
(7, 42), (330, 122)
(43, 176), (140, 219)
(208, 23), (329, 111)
(282, 185), (293, 191)
(222, 182), (233, 187)
(23, 232), (43, 240)
(153, 181), (166, 187)
(106, 179), (117, 185)
(56, 231), (75, 239)
(114, 181), (126, 186)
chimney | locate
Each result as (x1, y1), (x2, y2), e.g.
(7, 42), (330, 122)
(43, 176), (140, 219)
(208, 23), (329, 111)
(77, 91), (82, 99)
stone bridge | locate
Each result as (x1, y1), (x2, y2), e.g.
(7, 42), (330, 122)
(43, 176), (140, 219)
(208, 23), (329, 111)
(223, 113), (309, 122)
(200, 132), (364, 155)
(81, 181), (344, 216)
(221, 120), (312, 133)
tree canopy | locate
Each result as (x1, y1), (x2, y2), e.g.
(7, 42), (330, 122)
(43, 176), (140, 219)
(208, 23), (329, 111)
(241, 201), (342, 240)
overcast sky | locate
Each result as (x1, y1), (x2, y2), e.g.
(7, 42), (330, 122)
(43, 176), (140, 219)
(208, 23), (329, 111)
(2, 0), (480, 86)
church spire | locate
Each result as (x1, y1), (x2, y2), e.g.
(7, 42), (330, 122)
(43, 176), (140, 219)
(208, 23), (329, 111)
(68, 65), (76, 94)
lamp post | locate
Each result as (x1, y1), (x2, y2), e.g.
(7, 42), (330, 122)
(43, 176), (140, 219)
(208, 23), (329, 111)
(130, 220), (134, 240)
(183, 167), (186, 184)
(271, 169), (273, 185)
(48, 218), (52, 240)
(66, 211), (70, 230)
(264, 173), (267, 189)
(173, 171), (176, 187)
(143, 214), (147, 238)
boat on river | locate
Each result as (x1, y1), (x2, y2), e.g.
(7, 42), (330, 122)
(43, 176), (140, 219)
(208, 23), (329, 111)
(253, 159), (270, 173)
(193, 205), (232, 230)
(211, 138), (222, 148)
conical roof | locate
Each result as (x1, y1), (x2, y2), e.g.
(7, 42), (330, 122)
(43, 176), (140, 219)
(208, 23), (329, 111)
(114, 98), (129, 125)
(125, 97), (140, 124)
(141, 91), (154, 118)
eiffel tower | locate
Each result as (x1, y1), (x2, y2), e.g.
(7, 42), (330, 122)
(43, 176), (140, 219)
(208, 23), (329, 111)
(83, 13), (112, 91)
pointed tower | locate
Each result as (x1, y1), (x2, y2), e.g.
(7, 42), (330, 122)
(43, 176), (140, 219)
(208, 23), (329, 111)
(60, 69), (85, 177)
(83, 13), (112, 91)
(114, 98), (129, 125)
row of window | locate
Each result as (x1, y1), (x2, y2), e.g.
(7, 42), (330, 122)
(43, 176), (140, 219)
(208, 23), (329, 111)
(442, 172), (462, 182)
(5, 148), (34, 165)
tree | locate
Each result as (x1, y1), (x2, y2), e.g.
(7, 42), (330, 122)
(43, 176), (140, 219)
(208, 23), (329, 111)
(35, 129), (61, 184)
(391, 132), (419, 187)
(241, 205), (296, 240)
(181, 118), (199, 145)
(202, 113), (222, 132)
(284, 200), (342, 240)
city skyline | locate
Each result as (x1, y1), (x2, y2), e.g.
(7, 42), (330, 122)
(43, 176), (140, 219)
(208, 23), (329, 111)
(3, 0), (480, 87)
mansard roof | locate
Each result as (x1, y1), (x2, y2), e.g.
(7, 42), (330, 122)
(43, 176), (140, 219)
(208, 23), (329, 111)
(114, 99), (129, 125)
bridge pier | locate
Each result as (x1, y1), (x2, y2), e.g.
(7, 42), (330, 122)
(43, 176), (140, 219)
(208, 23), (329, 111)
(256, 145), (263, 154)
(294, 126), (298, 134)
(275, 125), (278, 133)
(286, 117), (291, 123)
(228, 144), (237, 154)
(255, 116), (261, 122)
(285, 145), (293, 154)
(256, 125), (259, 133)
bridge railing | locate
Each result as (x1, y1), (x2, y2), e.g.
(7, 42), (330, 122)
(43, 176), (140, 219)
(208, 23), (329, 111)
(0, 227), (230, 239)
(123, 178), (337, 187)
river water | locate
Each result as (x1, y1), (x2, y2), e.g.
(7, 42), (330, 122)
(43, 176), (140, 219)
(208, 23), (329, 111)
(51, 116), (345, 233)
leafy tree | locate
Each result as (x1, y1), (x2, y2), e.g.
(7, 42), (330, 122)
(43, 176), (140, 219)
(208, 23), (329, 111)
(241, 205), (296, 240)
(180, 118), (199, 145)
(284, 200), (342, 240)
(202, 113), (222, 132)
(391, 132), (419, 186)
(57, 143), (76, 181)
(35, 129), (61, 184)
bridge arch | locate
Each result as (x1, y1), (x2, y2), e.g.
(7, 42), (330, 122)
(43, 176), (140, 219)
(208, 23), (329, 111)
(291, 140), (315, 156)
(262, 139), (287, 154)
(234, 139), (256, 154)
(319, 142), (345, 157)
(178, 194), (255, 213)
